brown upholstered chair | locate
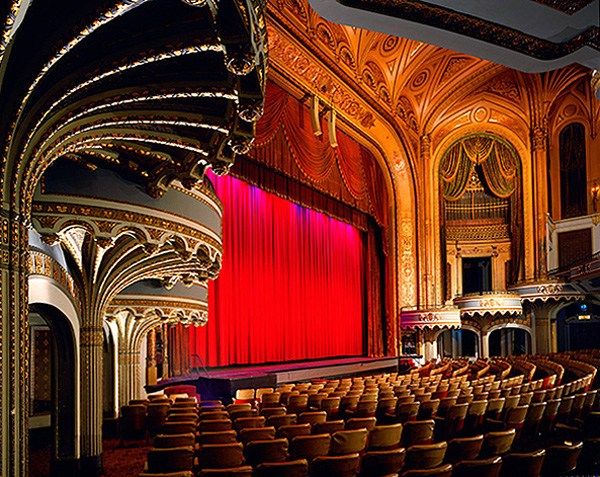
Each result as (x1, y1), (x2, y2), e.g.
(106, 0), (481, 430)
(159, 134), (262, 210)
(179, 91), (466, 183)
(298, 411), (327, 426)
(452, 457), (501, 477)
(445, 435), (483, 464)
(197, 430), (238, 445)
(402, 420), (435, 447)
(198, 419), (233, 433)
(260, 406), (287, 418)
(464, 400), (488, 435)
(166, 413), (198, 423)
(330, 428), (368, 455)
(198, 442), (245, 469)
(146, 403), (171, 436)
(367, 424), (403, 450)
(340, 395), (360, 415)
(227, 403), (252, 413)
(234, 415), (265, 431)
(244, 438), (289, 466)
(288, 394), (310, 415)
(238, 426), (276, 444)
(146, 446), (194, 473)
(485, 398), (505, 420)
(153, 432), (195, 448)
(277, 423), (312, 439)
(289, 433), (331, 462)
(345, 417), (377, 431)
(308, 393), (327, 410)
(139, 472), (193, 477)
(161, 421), (196, 435)
(481, 429), (516, 457)
(418, 399), (440, 420)
(360, 448), (406, 477)
(404, 442), (447, 470)
(499, 449), (545, 477)
(400, 463), (453, 477)
(540, 399), (561, 435)
(310, 453), (361, 477)
(346, 400), (378, 418)
(437, 398), (457, 418)
(435, 403), (467, 440)
(119, 404), (146, 440)
(541, 441), (583, 477)
(229, 409), (258, 421)
(199, 411), (229, 421)
(267, 413), (297, 428)
(197, 466), (253, 476)
(255, 459), (309, 477)
(313, 420), (345, 435)
(260, 392), (282, 409)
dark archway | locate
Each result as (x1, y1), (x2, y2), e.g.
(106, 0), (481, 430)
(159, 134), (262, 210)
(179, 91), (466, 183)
(557, 302), (600, 352)
(489, 326), (531, 356)
(28, 304), (77, 476)
(559, 123), (587, 219)
(437, 329), (480, 358)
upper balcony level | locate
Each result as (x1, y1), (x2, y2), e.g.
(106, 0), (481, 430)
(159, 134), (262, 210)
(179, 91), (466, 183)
(547, 213), (600, 292)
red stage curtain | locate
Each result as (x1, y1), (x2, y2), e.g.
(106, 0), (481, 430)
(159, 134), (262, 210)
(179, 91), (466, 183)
(189, 173), (365, 366)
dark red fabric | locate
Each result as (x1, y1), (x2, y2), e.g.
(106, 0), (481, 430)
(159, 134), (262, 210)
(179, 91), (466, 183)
(189, 173), (365, 366)
(250, 81), (389, 230)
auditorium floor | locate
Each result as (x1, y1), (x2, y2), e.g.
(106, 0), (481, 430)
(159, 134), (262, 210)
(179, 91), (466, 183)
(28, 436), (149, 476)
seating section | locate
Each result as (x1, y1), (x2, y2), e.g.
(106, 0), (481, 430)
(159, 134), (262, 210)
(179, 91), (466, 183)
(122, 350), (600, 476)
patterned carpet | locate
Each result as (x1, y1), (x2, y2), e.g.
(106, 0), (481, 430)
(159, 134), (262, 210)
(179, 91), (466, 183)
(29, 436), (149, 477)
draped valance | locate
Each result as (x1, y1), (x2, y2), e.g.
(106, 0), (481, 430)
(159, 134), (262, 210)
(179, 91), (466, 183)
(249, 81), (389, 229)
(440, 136), (519, 201)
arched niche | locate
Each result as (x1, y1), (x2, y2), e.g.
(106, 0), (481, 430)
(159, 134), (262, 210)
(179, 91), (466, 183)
(28, 303), (78, 476)
(437, 328), (480, 358)
(488, 324), (532, 356)
(437, 134), (524, 299)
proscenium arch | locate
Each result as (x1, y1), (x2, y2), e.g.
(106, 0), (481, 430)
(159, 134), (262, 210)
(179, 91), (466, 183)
(429, 126), (534, 303)
(28, 302), (78, 475)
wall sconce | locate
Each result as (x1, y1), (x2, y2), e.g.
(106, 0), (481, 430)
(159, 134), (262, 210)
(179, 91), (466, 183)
(592, 181), (600, 213)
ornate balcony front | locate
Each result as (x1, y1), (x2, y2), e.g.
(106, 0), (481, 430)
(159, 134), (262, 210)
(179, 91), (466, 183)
(453, 292), (523, 318)
(400, 306), (461, 331)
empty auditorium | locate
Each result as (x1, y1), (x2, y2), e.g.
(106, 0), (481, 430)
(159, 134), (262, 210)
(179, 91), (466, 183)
(1, 1), (599, 476)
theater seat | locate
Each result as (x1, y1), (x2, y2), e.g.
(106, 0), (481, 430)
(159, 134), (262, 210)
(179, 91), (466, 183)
(197, 466), (253, 476)
(310, 453), (361, 477)
(244, 438), (289, 466)
(404, 442), (447, 470)
(330, 429), (368, 455)
(401, 463), (452, 477)
(452, 457), (501, 477)
(255, 459), (309, 477)
(146, 446), (194, 473)
(360, 448), (406, 477)
(367, 424), (403, 450)
(541, 441), (583, 477)
(445, 435), (483, 464)
(499, 449), (545, 477)
(289, 433), (331, 461)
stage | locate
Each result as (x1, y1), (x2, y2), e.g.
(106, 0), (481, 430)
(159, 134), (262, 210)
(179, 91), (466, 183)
(146, 356), (400, 402)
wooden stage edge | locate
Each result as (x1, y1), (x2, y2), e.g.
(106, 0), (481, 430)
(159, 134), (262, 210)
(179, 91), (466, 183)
(146, 356), (401, 401)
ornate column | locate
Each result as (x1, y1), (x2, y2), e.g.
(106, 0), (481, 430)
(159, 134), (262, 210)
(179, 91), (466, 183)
(420, 134), (438, 306)
(79, 324), (103, 474)
(162, 323), (170, 379)
(0, 205), (30, 477)
(531, 124), (549, 278)
(147, 328), (158, 386)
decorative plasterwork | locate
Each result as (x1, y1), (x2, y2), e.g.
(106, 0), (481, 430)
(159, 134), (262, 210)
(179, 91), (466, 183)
(453, 292), (523, 317)
(510, 280), (585, 303)
(400, 306), (461, 330)
(27, 250), (81, 309)
(107, 295), (209, 328)
(267, 26), (376, 128)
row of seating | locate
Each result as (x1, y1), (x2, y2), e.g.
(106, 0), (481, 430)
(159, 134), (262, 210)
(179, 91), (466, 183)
(127, 351), (600, 476)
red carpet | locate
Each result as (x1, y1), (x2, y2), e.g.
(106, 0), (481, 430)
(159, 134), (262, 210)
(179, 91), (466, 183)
(29, 437), (148, 477)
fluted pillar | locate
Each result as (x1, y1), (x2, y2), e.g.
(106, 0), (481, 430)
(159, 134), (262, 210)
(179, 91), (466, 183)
(0, 207), (30, 477)
(146, 328), (158, 386)
(531, 125), (549, 277)
(162, 324), (170, 379)
(118, 348), (142, 407)
(80, 324), (103, 475)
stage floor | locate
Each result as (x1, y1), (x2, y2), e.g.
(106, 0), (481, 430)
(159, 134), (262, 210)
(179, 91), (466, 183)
(149, 355), (399, 396)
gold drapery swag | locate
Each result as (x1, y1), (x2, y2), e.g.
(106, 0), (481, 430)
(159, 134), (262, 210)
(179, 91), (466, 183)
(440, 136), (519, 200)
